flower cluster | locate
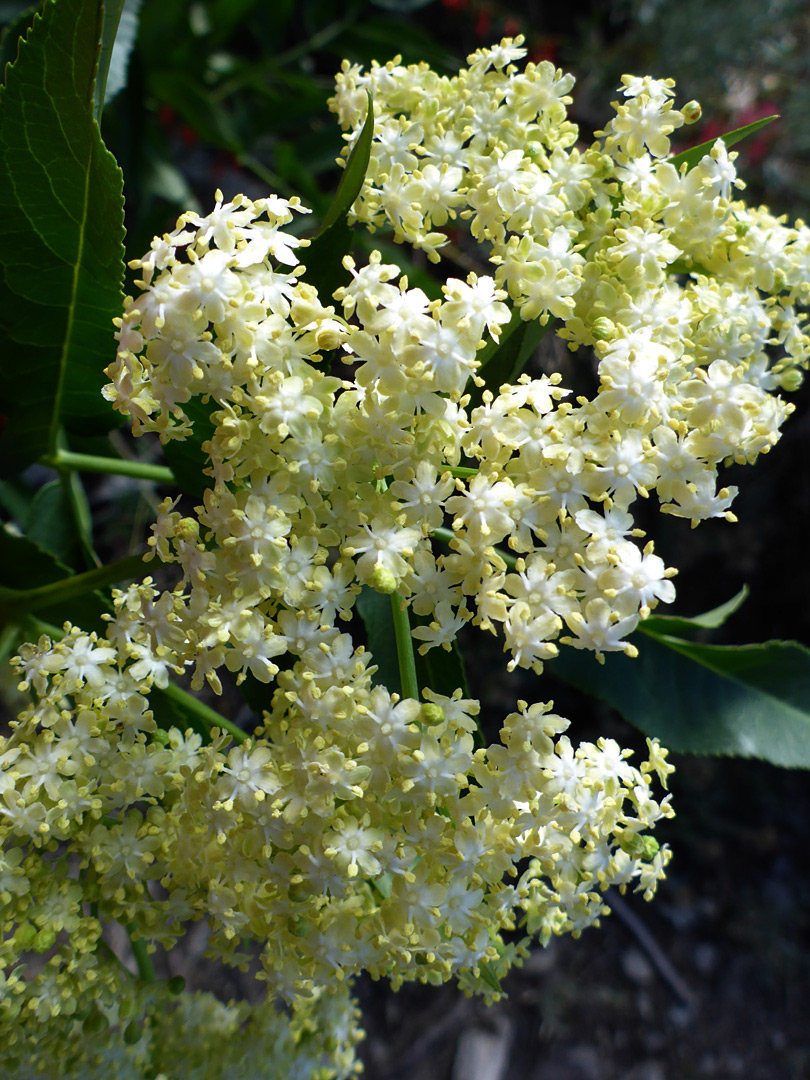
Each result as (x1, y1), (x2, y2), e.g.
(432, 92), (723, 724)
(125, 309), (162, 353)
(2, 36), (807, 1077)
(331, 36), (807, 527)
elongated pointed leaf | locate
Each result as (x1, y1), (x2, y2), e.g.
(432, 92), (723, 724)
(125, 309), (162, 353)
(317, 90), (374, 236)
(297, 92), (374, 303)
(93, 0), (125, 120)
(25, 478), (87, 567)
(641, 585), (749, 639)
(0, 0), (126, 477)
(669, 114), (778, 173)
(552, 634), (810, 768)
(98, 0), (143, 114)
(357, 584), (402, 693)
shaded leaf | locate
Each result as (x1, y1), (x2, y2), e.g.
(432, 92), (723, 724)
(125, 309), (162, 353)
(93, 0), (124, 119)
(0, 0), (126, 476)
(160, 397), (216, 498)
(552, 635), (810, 768)
(467, 308), (553, 410)
(415, 634), (468, 700)
(100, 0), (143, 112)
(641, 585), (749, 640)
(0, 1), (38, 77)
(316, 90), (373, 236)
(0, 524), (108, 630)
(357, 584), (401, 693)
(669, 114), (779, 172)
(25, 479), (85, 567)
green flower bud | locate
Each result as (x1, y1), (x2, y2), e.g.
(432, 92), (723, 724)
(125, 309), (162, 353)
(167, 975), (186, 996)
(14, 923), (36, 950)
(82, 1007), (110, 1035)
(370, 565), (397, 594)
(419, 703), (445, 726)
(591, 317), (616, 342)
(33, 928), (57, 953)
(640, 835), (660, 861)
(682, 100), (702, 124)
(124, 1021), (143, 1045)
(779, 368), (804, 392)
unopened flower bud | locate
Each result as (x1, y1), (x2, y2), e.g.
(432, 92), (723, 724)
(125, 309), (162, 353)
(370, 565), (398, 594)
(419, 702), (445, 726)
(591, 317), (616, 341)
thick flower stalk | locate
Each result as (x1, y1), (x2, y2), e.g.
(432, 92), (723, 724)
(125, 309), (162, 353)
(1, 36), (807, 1078)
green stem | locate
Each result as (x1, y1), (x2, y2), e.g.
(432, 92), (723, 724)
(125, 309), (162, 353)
(449, 466), (478, 479)
(126, 924), (156, 983)
(42, 449), (176, 485)
(390, 593), (419, 701)
(0, 553), (147, 620)
(158, 680), (247, 744)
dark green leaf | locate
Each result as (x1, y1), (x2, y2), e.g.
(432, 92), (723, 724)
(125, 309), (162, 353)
(0, 524), (108, 629)
(0, 0), (126, 476)
(316, 89), (373, 236)
(299, 216), (354, 305)
(552, 635), (810, 768)
(641, 585), (749, 640)
(93, 0), (125, 120)
(357, 584), (401, 693)
(25, 479), (85, 567)
(415, 636), (467, 699)
(0, 477), (32, 523)
(100, 0), (143, 113)
(467, 308), (553, 410)
(669, 114), (779, 172)
(160, 398), (216, 498)
(0, 1), (38, 77)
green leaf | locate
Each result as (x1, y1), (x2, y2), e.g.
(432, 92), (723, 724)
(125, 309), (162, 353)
(467, 308), (554, 410)
(552, 635), (810, 768)
(669, 114), (779, 172)
(25, 479), (85, 567)
(0, 2), (38, 77)
(99, 0), (143, 113)
(0, 0), (126, 477)
(93, 0), (124, 120)
(415, 631), (468, 700)
(299, 215), (354, 305)
(641, 585), (749, 639)
(357, 584), (401, 694)
(478, 960), (503, 995)
(160, 397), (216, 498)
(0, 524), (109, 630)
(316, 89), (373, 236)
